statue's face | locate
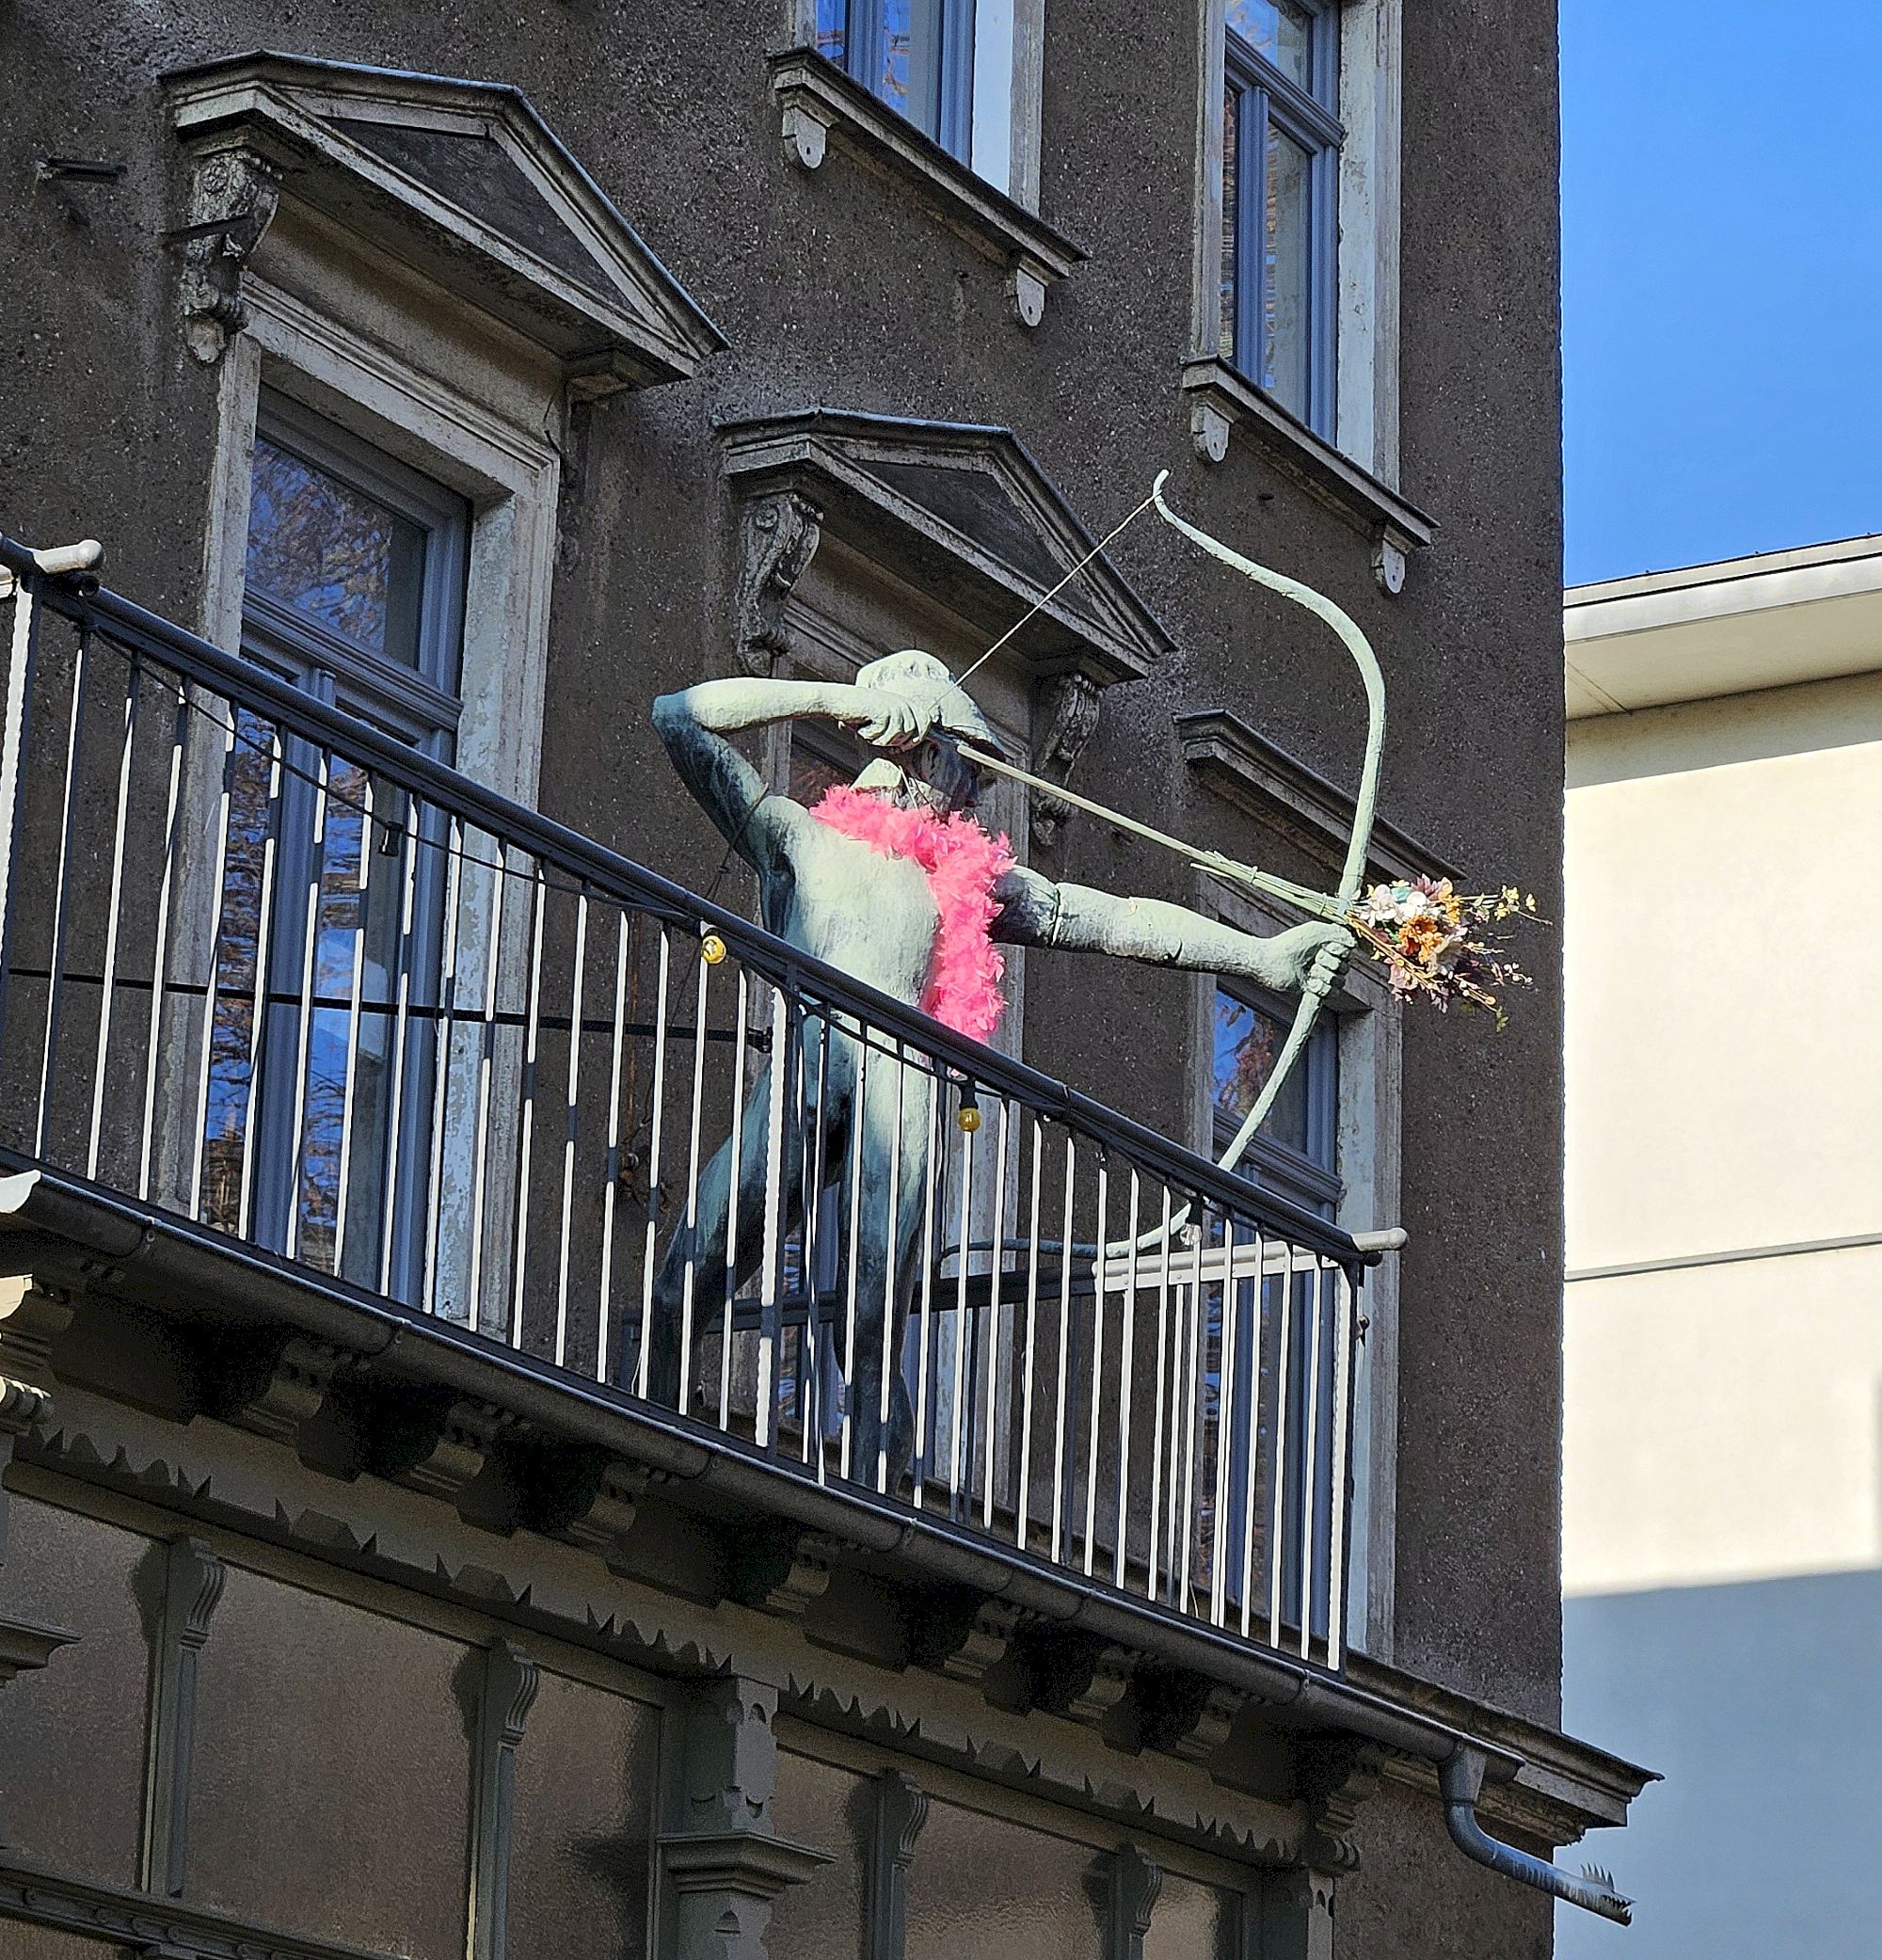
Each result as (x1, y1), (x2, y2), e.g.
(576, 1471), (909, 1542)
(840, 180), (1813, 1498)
(882, 736), (981, 817)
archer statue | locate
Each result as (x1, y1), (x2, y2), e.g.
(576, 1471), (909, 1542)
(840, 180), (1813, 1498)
(642, 634), (1350, 1480)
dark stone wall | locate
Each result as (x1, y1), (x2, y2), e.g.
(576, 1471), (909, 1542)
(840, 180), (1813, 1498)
(0, 1), (1569, 1947)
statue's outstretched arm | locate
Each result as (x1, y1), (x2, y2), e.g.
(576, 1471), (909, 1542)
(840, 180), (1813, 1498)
(992, 865), (1348, 999)
(651, 677), (931, 870)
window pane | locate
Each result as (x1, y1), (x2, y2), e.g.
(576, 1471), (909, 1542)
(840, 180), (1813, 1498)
(1213, 989), (1310, 1156)
(1226, 0), (1314, 92)
(1261, 124), (1313, 421)
(1220, 83), (1241, 363)
(816, 0), (847, 63)
(246, 436), (425, 664)
(880, 0), (946, 138)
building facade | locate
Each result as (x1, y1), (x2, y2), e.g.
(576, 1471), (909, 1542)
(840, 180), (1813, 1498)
(0, 5), (1642, 1959)
(1562, 538), (1882, 1957)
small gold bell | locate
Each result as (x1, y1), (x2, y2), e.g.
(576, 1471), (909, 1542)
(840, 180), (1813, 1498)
(958, 1104), (981, 1134)
(700, 932), (727, 966)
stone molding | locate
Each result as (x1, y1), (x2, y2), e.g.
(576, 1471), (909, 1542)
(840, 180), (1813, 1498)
(139, 1537), (228, 1897)
(767, 48), (1082, 327)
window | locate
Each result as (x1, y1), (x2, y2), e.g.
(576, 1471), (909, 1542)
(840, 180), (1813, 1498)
(1220, 0), (1342, 434)
(202, 392), (469, 1295)
(817, 0), (978, 163)
(1211, 980), (1340, 1215)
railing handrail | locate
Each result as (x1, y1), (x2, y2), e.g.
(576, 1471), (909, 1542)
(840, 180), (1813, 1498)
(0, 532), (1366, 1268)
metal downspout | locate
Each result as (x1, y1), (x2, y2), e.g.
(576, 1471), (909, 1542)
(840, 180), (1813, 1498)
(1440, 1745), (1634, 1923)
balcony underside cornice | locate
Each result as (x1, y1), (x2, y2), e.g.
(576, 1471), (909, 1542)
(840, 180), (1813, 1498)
(0, 1164), (1650, 1857)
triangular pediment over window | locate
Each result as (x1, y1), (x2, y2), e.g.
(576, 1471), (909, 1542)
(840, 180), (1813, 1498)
(718, 409), (1172, 685)
(165, 51), (724, 390)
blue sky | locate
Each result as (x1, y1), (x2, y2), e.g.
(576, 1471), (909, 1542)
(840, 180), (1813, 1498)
(1562, 1), (1882, 583)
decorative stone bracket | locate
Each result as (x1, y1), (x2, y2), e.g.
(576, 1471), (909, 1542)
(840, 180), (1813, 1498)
(734, 490), (824, 676)
(175, 146), (280, 365)
(1027, 671), (1106, 849)
(139, 1537), (228, 1897)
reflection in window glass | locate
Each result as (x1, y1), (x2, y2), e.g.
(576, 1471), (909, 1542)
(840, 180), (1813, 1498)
(1213, 989), (1309, 1157)
(246, 436), (424, 663)
(1226, 0), (1314, 90)
(1261, 125), (1313, 421)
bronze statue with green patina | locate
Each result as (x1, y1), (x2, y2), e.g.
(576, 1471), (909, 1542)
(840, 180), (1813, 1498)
(644, 647), (1349, 1479)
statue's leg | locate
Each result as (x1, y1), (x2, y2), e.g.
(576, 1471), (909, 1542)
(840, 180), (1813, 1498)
(639, 1060), (805, 1410)
(837, 1059), (934, 1488)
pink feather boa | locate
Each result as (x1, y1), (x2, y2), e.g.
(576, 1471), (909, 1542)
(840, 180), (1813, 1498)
(809, 785), (1015, 1043)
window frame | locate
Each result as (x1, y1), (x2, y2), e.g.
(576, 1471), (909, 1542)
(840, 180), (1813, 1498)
(1221, 0), (1344, 438)
(220, 392), (472, 1294)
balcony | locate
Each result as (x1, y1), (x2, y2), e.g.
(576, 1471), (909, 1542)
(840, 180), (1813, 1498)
(0, 531), (1378, 1661)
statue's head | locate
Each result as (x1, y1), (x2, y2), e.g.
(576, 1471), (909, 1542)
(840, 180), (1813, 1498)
(851, 649), (995, 817)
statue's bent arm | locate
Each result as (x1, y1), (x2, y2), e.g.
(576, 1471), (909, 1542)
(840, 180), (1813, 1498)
(652, 677), (905, 871)
(992, 864), (1344, 996)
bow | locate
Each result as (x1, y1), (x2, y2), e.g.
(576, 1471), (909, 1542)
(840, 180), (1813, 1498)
(1147, 470), (1385, 1176)
(958, 472), (1386, 1186)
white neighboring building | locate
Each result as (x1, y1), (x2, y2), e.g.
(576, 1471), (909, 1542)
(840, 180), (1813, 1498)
(1560, 537), (1882, 1957)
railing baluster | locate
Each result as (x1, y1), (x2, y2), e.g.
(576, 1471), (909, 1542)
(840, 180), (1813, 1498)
(467, 839), (508, 1330)
(910, 1065), (942, 1511)
(0, 568), (44, 1058)
(676, 937), (711, 1417)
(874, 1035), (905, 1495)
(1268, 1238), (1295, 1650)
(837, 1028), (868, 1486)
(1114, 1170), (1140, 1589)
(597, 907), (630, 1382)
(1299, 1251), (1326, 1658)
(1239, 1226), (1266, 1639)
(421, 816), (465, 1319)
(86, 654), (140, 1183)
(283, 748), (332, 1263)
(633, 927), (672, 1401)
(38, 626), (92, 1161)
(136, 679), (193, 1202)
(1016, 1115), (1044, 1554)
(555, 886), (589, 1370)
(188, 697), (241, 1223)
(754, 982), (789, 1451)
(717, 964), (749, 1430)
(1083, 1155), (1108, 1577)
(233, 725), (284, 1244)
(1326, 1261), (1356, 1670)
(979, 1098), (1011, 1532)
(507, 864), (549, 1350)
(1049, 1134), (1077, 1567)
(802, 1013), (833, 1472)
(375, 793), (421, 1299)
(329, 774), (373, 1277)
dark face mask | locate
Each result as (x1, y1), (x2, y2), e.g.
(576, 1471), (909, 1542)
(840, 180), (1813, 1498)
(914, 737), (981, 815)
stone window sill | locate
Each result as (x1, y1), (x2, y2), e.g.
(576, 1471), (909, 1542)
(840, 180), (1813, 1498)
(1181, 358), (1435, 593)
(768, 49), (1084, 327)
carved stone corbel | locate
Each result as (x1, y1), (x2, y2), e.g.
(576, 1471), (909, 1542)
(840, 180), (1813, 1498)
(525, 1450), (653, 1573)
(866, 1770), (929, 1960)
(1121, 1670), (1245, 1764)
(176, 145), (279, 364)
(139, 1537), (228, 1897)
(1106, 1844), (1163, 1960)
(1295, 1735), (1385, 1873)
(1028, 671), (1105, 848)
(722, 1525), (843, 1619)
(1019, 1631), (1140, 1728)
(469, 1639), (540, 1960)
(734, 490), (823, 675)
(906, 1592), (1029, 1691)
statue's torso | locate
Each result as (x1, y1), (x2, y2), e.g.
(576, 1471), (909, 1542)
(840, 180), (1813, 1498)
(763, 819), (941, 1007)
